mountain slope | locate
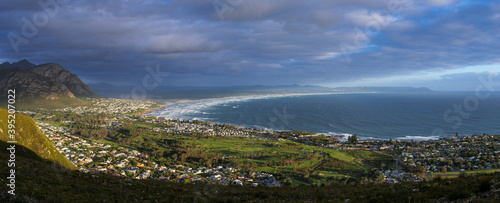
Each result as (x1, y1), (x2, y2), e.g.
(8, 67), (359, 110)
(0, 60), (99, 107)
(0, 59), (36, 69)
(30, 63), (98, 98)
(0, 70), (75, 100)
(0, 108), (77, 170)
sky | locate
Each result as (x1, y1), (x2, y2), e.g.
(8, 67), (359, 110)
(0, 0), (499, 91)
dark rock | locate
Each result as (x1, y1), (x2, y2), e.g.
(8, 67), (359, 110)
(0, 70), (74, 101)
(30, 63), (99, 98)
(0, 59), (36, 69)
(0, 60), (99, 101)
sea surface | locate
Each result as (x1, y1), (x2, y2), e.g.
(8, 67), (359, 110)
(147, 92), (500, 140)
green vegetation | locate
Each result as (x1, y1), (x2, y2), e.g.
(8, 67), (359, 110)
(1, 141), (499, 202)
(432, 169), (500, 179)
(181, 136), (395, 184)
(35, 109), (395, 184)
(3, 99), (500, 201)
(0, 108), (76, 170)
(1, 96), (93, 110)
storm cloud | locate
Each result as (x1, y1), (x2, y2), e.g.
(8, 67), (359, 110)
(1, 0), (499, 90)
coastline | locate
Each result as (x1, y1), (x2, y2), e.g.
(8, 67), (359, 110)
(143, 92), (473, 142)
(143, 92), (348, 119)
(155, 91), (372, 107)
(143, 91), (442, 141)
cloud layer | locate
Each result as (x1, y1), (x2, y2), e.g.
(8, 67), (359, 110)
(0, 0), (499, 90)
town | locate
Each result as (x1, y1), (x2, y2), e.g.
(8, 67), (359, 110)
(21, 98), (500, 185)
(35, 121), (280, 187)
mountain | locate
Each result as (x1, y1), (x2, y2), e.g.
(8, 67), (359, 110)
(0, 59), (36, 69)
(0, 60), (99, 102)
(30, 63), (98, 98)
(0, 108), (77, 170)
(0, 70), (75, 100)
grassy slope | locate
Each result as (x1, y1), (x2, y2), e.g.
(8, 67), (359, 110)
(0, 96), (92, 110)
(0, 108), (77, 170)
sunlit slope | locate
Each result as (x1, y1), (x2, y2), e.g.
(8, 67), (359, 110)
(0, 108), (77, 170)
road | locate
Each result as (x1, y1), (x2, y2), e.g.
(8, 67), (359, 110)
(396, 155), (401, 172)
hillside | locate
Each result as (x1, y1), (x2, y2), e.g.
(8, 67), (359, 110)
(0, 139), (498, 202)
(0, 70), (75, 100)
(0, 108), (76, 170)
(0, 60), (99, 104)
(30, 63), (98, 98)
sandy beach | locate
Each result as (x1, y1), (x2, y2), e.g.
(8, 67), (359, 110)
(157, 91), (352, 107)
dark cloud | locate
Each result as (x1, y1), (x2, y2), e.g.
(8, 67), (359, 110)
(0, 0), (498, 89)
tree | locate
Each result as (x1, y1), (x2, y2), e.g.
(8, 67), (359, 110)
(374, 172), (385, 183)
(284, 178), (293, 186)
(466, 162), (472, 170)
(415, 165), (426, 178)
(350, 135), (358, 144)
(441, 166), (447, 172)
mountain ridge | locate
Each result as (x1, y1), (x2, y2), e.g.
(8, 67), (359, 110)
(30, 63), (98, 98)
(0, 60), (99, 102)
(0, 59), (36, 69)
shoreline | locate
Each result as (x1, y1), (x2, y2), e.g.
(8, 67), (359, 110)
(143, 92), (446, 142)
(154, 91), (373, 107)
(144, 92), (347, 118)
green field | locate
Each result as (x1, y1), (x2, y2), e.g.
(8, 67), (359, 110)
(94, 139), (137, 150)
(431, 168), (500, 179)
(184, 136), (395, 183)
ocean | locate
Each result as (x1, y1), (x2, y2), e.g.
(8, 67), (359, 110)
(147, 92), (500, 140)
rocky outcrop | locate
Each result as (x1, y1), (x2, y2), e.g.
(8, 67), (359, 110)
(30, 63), (98, 98)
(0, 60), (99, 101)
(0, 70), (75, 100)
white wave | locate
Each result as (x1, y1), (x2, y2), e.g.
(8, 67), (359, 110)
(316, 132), (355, 142)
(319, 132), (354, 137)
(147, 93), (337, 121)
(395, 135), (440, 141)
